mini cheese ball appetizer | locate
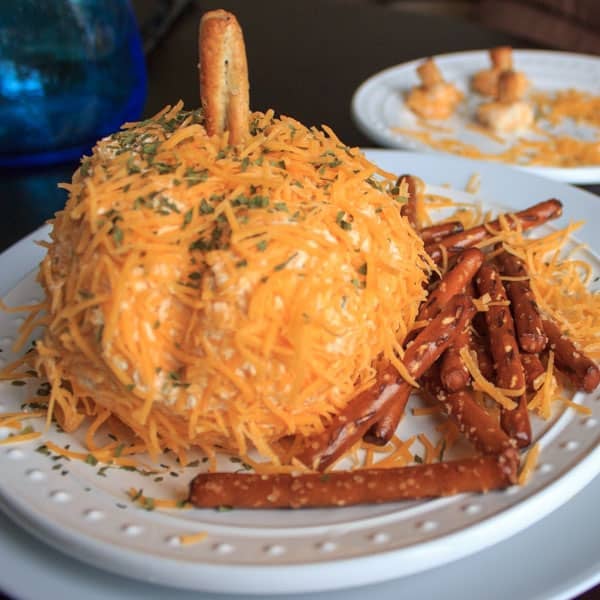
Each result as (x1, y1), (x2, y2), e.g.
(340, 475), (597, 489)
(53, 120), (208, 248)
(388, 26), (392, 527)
(477, 70), (534, 133)
(406, 58), (463, 120)
(471, 46), (517, 97)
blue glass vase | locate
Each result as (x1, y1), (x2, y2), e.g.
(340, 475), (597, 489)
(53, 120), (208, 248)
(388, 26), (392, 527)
(0, 0), (147, 167)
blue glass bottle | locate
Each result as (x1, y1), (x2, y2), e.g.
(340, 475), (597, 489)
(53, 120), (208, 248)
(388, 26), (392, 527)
(0, 0), (147, 166)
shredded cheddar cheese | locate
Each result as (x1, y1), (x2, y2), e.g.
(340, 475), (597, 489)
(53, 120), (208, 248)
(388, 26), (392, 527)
(518, 442), (540, 485)
(459, 347), (517, 410)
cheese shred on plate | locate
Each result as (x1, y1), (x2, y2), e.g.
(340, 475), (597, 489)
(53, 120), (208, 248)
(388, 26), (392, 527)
(23, 102), (429, 463)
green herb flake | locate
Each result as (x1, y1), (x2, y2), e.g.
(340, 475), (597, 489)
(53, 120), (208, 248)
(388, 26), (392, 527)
(319, 473), (331, 482)
(256, 240), (268, 252)
(414, 454), (423, 464)
(183, 167), (208, 187)
(182, 208), (193, 228)
(153, 162), (177, 175)
(11, 380), (26, 387)
(274, 252), (298, 272)
(112, 225), (124, 246)
(141, 142), (158, 156)
(85, 454), (98, 466)
(127, 156), (141, 175)
(199, 198), (215, 214)
(438, 440), (447, 463)
(358, 263), (368, 276)
(273, 202), (288, 212)
(114, 443), (125, 458)
(235, 259), (248, 268)
(216, 505), (233, 512)
(80, 159), (92, 177)
(131, 489), (143, 502)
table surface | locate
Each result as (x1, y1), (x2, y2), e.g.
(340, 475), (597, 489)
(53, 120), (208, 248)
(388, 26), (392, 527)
(0, 1), (598, 598)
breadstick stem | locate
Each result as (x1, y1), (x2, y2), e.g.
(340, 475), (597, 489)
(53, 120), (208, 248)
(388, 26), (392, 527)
(199, 10), (250, 145)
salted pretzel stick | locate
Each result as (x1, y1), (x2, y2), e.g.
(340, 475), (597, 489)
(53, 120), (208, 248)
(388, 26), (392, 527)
(420, 221), (464, 245)
(542, 319), (600, 392)
(298, 294), (477, 470)
(366, 249), (483, 445)
(440, 329), (471, 392)
(521, 353), (545, 392)
(496, 251), (547, 354)
(425, 199), (563, 264)
(470, 332), (495, 380)
(476, 263), (531, 447)
(398, 174), (424, 230)
(422, 365), (515, 455)
(188, 451), (518, 509)
(418, 248), (484, 323)
(199, 10), (250, 145)
(362, 384), (411, 445)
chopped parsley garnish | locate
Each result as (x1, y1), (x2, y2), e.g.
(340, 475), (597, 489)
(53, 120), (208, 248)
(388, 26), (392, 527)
(274, 253), (298, 272)
(336, 211), (352, 231)
(199, 198), (214, 214)
(185, 168), (209, 187)
(85, 454), (98, 466)
(256, 240), (268, 252)
(182, 208), (193, 228)
(112, 225), (124, 246)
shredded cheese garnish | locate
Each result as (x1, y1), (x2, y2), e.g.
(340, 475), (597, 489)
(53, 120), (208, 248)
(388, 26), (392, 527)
(459, 347), (517, 410)
(518, 442), (541, 485)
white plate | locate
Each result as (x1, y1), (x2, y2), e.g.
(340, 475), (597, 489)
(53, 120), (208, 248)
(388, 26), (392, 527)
(352, 50), (600, 183)
(0, 150), (599, 596)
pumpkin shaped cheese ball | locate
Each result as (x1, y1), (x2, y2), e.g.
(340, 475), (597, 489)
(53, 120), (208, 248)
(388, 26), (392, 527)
(34, 15), (430, 462)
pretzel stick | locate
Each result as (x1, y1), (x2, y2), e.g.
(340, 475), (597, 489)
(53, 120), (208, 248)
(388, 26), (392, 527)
(297, 294), (476, 470)
(418, 248), (484, 323)
(398, 174), (424, 230)
(521, 353), (545, 392)
(542, 319), (600, 392)
(440, 329), (471, 392)
(476, 263), (531, 447)
(496, 251), (547, 354)
(366, 250), (483, 445)
(188, 451), (518, 509)
(422, 364), (516, 456)
(470, 332), (495, 380)
(362, 384), (411, 445)
(199, 10), (250, 145)
(425, 199), (563, 264)
(420, 221), (464, 245)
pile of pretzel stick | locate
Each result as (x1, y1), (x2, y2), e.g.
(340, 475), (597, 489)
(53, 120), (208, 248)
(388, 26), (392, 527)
(187, 10), (599, 509)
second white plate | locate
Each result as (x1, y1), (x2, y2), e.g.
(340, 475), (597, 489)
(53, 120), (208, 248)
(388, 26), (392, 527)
(352, 50), (600, 183)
